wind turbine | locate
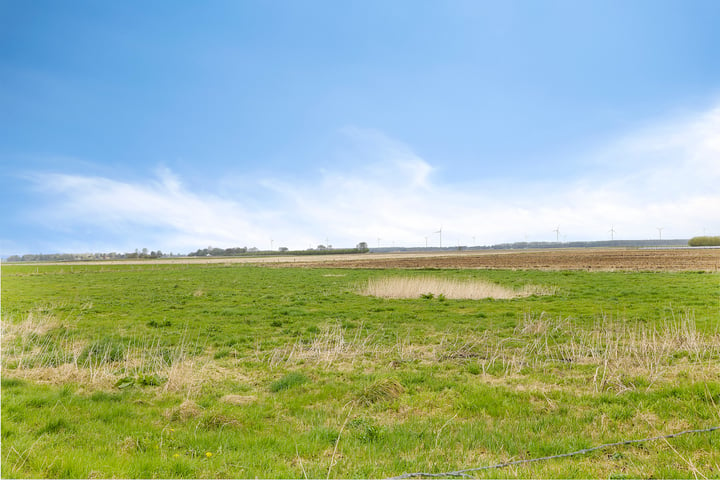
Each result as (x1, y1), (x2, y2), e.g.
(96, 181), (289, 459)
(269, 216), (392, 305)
(657, 227), (663, 240)
(609, 226), (616, 241)
(553, 226), (560, 243)
(434, 227), (443, 248)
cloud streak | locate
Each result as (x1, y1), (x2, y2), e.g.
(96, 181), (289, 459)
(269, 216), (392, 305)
(27, 168), (259, 251)
(23, 105), (720, 253)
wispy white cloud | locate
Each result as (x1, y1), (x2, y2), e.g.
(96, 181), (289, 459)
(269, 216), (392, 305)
(23, 106), (720, 253)
(27, 167), (262, 252)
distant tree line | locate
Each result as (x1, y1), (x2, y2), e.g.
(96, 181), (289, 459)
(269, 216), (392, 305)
(125, 248), (165, 259)
(5, 243), (372, 262)
(6, 249), (171, 262)
(188, 243), (370, 257)
(188, 247), (248, 257)
(688, 236), (720, 247)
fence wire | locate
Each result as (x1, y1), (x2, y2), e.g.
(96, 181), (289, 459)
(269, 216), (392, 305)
(388, 425), (720, 479)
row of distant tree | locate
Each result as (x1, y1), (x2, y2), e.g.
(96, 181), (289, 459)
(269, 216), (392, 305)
(189, 247), (253, 256)
(6, 243), (371, 262)
(188, 243), (370, 257)
(5, 249), (176, 262)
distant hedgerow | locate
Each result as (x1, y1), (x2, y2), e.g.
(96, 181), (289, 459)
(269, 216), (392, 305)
(688, 236), (720, 246)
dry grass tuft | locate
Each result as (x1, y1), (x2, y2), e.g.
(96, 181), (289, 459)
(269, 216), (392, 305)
(517, 311), (569, 335)
(162, 359), (204, 395)
(2, 309), (59, 339)
(360, 276), (554, 300)
(164, 399), (203, 421)
(5, 363), (118, 390)
(120, 436), (139, 454)
(220, 394), (257, 405)
(357, 378), (405, 405)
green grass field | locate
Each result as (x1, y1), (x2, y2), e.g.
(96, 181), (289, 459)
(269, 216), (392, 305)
(2, 262), (719, 478)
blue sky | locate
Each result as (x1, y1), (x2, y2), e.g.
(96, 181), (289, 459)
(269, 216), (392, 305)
(2, 0), (719, 255)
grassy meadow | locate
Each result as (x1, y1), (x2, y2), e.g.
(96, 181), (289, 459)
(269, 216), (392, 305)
(1, 262), (719, 478)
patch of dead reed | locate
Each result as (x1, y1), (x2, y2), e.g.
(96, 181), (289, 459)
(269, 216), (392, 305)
(360, 276), (554, 300)
(2, 309), (59, 340)
(521, 311), (720, 391)
(5, 363), (118, 390)
(2, 312), (236, 395)
(434, 310), (720, 392)
(266, 323), (384, 368)
(519, 311), (718, 368)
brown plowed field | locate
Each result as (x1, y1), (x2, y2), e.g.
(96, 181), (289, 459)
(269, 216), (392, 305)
(283, 248), (720, 271)
(30, 247), (720, 271)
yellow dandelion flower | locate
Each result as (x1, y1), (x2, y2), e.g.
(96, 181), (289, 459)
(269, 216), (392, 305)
(205, 452), (213, 458)
(173, 453), (180, 458)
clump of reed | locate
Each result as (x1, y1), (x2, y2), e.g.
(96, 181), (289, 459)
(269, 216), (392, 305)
(360, 276), (555, 300)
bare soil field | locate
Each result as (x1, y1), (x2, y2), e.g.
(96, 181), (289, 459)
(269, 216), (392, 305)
(288, 248), (720, 271)
(33, 247), (720, 271)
